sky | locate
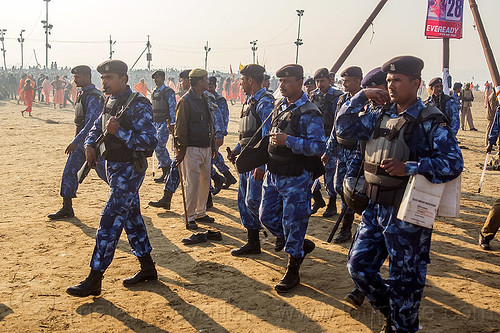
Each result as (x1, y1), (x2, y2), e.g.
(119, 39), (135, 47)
(1, 0), (499, 83)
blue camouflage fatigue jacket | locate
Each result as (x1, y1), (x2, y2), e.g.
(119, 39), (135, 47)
(213, 92), (229, 137)
(85, 87), (158, 153)
(426, 94), (460, 136)
(72, 84), (103, 147)
(325, 93), (352, 158)
(336, 90), (463, 184)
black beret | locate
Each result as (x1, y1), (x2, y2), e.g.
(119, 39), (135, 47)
(240, 64), (265, 78)
(263, 74), (270, 81)
(340, 66), (363, 79)
(276, 64), (304, 78)
(429, 77), (443, 87)
(71, 65), (91, 75)
(313, 68), (329, 80)
(361, 67), (387, 88)
(179, 69), (191, 79)
(381, 56), (424, 77)
(304, 78), (315, 86)
(453, 82), (463, 90)
(151, 70), (165, 78)
(208, 76), (217, 84)
(96, 60), (128, 75)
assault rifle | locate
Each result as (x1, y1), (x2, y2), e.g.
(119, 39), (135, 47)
(77, 92), (139, 183)
(327, 205), (346, 243)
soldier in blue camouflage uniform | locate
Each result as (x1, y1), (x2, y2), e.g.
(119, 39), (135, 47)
(226, 64), (275, 256)
(324, 66), (363, 243)
(309, 68), (343, 217)
(149, 70), (191, 210)
(67, 60), (158, 297)
(426, 77), (460, 136)
(48, 65), (107, 220)
(150, 70), (177, 183)
(207, 76), (237, 195)
(336, 56), (463, 332)
(259, 64), (326, 293)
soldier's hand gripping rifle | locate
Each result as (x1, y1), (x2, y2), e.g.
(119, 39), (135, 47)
(78, 93), (139, 183)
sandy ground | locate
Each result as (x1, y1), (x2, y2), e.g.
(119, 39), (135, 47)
(0, 91), (499, 333)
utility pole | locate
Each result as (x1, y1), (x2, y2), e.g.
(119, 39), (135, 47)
(295, 9), (304, 64)
(204, 41), (211, 70)
(109, 35), (116, 59)
(0, 29), (6, 70)
(146, 35), (152, 70)
(42, 0), (53, 69)
(17, 30), (25, 69)
(250, 40), (258, 64)
(442, 38), (451, 95)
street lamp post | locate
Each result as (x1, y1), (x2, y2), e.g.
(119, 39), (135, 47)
(250, 40), (258, 64)
(42, 0), (53, 69)
(295, 9), (304, 64)
(109, 35), (116, 59)
(17, 30), (25, 69)
(204, 41), (211, 70)
(0, 29), (6, 70)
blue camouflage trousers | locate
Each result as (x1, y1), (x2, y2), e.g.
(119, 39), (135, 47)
(211, 150), (230, 177)
(60, 145), (107, 198)
(312, 154), (337, 198)
(90, 161), (152, 272)
(154, 122), (172, 168)
(164, 159), (180, 193)
(347, 201), (432, 333)
(334, 148), (355, 215)
(260, 170), (313, 258)
(238, 170), (263, 230)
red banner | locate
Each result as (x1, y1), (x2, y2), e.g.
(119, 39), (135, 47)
(425, 0), (464, 39)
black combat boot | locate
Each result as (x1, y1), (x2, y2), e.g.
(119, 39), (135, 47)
(479, 233), (492, 250)
(154, 166), (170, 183)
(48, 197), (74, 219)
(221, 170), (237, 189)
(66, 269), (103, 297)
(311, 189), (326, 214)
(334, 213), (354, 243)
(206, 192), (213, 209)
(274, 255), (303, 293)
(123, 253), (158, 286)
(379, 303), (395, 333)
(274, 237), (286, 252)
(211, 173), (226, 195)
(303, 239), (315, 256)
(231, 229), (261, 256)
(323, 196), (337, 217)
(345, 287), (365, 306)
(148, 191), (173, 210)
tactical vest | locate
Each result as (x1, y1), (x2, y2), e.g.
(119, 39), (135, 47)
(364, 105), (444, 189)
(239, 91), (274, 148)
(74, 87), (102, 135)
(101, 92), (140, 162)
(151, 87), (173, 123)
(267, 100), (323, 177)
(426, 94), (452, 124)
(183, 90), (213, 148)
(335, 93), (359, 150)
(310, 88), (343, 136)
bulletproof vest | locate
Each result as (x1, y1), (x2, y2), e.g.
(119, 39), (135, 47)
(267, 100), (322, 176)
(310, 88), (343, 136)
(183, 90), (213, 148)
(74, 87), (102, 135)
(239, 91), (274, 148)
(335, 93), (358, 150)
(151, 87), (173, 123)
(101, 92), (136, 162)
(426, 94), (452, 124)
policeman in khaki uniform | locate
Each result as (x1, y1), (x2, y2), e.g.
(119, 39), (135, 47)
(259, 64), (326, 293)
(337, 56), (463, 332)
(48, 65), (107, 220)
(67, 60), (158, 297)
(174, 68), (216, 230)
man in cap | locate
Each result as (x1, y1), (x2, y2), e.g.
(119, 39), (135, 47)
(426, 77), (460, 136)
(226, 64), (275, 256)
(303, 77), (316, 95)
(48, 65), (107, 220)
(207, 76), (237, 193)
(149, 70), (192, 210)
(459, 82), (477, 131)
(259, 64), (326, 293)
(174, 68), (216, 229)
(66, 60), (158, 297)
(323, 66), (363, 243)
(262, 74), (272, 92)
(309, 67), (343, 217)
(150, 70), (177, 183)
(337, 55), (463, 332)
